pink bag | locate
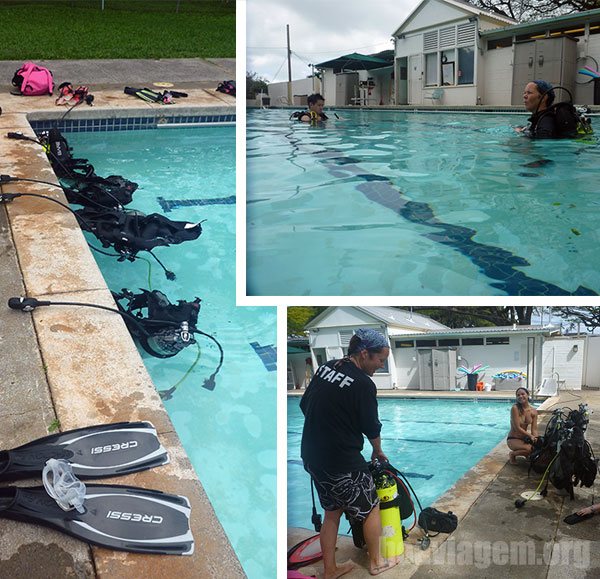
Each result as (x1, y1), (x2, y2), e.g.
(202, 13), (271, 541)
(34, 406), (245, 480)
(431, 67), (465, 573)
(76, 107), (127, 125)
(12, 62), (54, 96)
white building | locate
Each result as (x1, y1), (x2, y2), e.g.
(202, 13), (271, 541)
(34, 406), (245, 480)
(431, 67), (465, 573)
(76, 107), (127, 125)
(393, 0), (515, 106)
(288, 306), (600, 392)
(310, 2), (600, 107)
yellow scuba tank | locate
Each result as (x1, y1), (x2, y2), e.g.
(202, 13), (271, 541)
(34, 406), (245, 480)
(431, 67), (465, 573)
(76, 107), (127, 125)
(376, 477), (404, 558)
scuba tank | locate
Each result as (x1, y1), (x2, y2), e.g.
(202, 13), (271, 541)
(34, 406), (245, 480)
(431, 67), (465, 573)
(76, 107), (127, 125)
(346, 459), (415, 552)
(374, 470), (404, 559)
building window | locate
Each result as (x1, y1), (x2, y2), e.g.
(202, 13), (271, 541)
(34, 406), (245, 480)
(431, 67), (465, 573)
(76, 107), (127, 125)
(438, 338), (460, 346)
(486, 336), (510, 345)
(425, 52), (438, 85)
(457, 46), (474, 85)
(423, 22), (475, 87)
(395, 340), (415, 348)
(462, 338), (484, 345)
(416, 339), (437, 347)
(441, 51), (455, 85)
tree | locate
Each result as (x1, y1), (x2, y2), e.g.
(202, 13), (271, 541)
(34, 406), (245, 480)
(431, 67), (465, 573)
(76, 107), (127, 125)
(549, 307), (600, 332)
(287, 307), (327, 335)
(246, 71), (268, 100)
(466, 0), (599, 22)
(413, 306), (534, 327)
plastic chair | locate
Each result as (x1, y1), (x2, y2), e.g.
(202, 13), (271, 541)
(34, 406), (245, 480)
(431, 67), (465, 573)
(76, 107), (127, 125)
(424, 88), (444, 103)
(536, 378), (558, 397)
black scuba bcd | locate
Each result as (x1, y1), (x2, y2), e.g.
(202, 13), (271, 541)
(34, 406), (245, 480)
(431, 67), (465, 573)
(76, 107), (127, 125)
(112, 288), (201, 358)
(76, 207), (203, 259)
(41, 128), (95, 178)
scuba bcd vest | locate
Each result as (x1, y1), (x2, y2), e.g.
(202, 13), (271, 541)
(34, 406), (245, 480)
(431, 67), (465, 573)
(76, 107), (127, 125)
(532, 86), (593, 138)
(112, 288), (201, 358)
(75, 207), (203, 258)
(289, 110), (329, 123)
(41, 128), (95, 178)
(61, 174), (138, 209)
(529, 404), (598, 500)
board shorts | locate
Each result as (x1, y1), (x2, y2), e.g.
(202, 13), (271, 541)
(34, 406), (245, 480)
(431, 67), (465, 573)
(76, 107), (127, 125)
(304, 463), (378, 522)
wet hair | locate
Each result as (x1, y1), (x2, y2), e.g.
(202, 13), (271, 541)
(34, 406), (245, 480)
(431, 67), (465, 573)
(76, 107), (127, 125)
(533, 80), (555, 107)
(307, 93), (325, 107)
(515, 387), (530, 414)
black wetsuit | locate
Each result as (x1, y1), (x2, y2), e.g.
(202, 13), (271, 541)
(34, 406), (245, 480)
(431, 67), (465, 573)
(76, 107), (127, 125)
(300, 358), (381, 473)
(524, 109), (557, 139)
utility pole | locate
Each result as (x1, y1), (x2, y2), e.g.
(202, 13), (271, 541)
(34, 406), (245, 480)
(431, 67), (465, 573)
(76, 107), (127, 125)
(287, 24), (292, 105)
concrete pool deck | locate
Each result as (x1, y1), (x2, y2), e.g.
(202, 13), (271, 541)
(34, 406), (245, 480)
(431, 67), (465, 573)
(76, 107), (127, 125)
(0, 59), (242, 577)
(288, 389), (600, 578)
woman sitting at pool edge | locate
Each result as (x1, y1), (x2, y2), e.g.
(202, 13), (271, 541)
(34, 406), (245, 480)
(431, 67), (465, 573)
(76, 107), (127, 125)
(507, 387), (538, 464)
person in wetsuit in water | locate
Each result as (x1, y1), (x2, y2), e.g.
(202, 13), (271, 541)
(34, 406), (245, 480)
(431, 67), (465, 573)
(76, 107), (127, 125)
(298, 93), (329, 123)
(515, 80), (557, 138)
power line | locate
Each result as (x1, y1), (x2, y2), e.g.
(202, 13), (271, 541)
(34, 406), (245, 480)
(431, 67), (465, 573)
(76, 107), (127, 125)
(247, 46), (288, 50)
(248, 41), (392, 54)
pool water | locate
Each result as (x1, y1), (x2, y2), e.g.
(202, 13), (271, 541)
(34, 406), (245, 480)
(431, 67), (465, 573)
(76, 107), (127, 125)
(67, 128), (276, 579)
(247, 109), (600, 296)
(288, 396), (513, 531)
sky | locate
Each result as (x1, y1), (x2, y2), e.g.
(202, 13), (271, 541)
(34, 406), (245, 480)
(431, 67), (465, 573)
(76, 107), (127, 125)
(246, 0), (421, 82)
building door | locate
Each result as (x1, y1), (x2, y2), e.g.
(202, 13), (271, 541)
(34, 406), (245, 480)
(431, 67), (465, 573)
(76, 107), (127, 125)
(418, 349), (456, 390)
(432, 349), (451, 389)
(418, 349), (433, 390)
(583, 336), (600, 388)
(408, 54), (423, 104)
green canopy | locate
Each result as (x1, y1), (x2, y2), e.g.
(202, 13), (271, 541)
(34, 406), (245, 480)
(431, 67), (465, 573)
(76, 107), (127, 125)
(288, 346), (309, 354)
(315, 52), (391, 72)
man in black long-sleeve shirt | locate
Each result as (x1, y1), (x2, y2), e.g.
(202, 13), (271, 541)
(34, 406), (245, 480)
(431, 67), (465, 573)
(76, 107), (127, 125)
(300, 328), (397, 578)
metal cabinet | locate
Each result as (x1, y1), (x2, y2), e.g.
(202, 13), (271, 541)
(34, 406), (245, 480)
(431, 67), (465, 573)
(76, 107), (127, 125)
(417, 348), (457, 390)
(511, 37), (577, 105)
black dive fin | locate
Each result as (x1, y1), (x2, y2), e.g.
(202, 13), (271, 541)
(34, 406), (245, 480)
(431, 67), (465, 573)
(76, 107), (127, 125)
(0, 421), (169, 481)
(124, 86), (161, 103)
(0, 484), (194, 555)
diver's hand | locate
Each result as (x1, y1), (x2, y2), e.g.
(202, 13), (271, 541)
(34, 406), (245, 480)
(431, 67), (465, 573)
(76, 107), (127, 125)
(515, 126), (525, 133)
(371, 450), (388, 463)
(576, 505), (598, 516)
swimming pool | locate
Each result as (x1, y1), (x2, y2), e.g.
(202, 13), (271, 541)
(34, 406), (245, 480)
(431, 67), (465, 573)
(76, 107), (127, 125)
(288, 396), (512, 530)
(66, 127), (276, 579)
(247, 109), (600, 296)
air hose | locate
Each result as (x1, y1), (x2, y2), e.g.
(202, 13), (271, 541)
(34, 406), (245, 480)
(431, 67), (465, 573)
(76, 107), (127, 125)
(7, 296), (223, 393)
(0, 190), (175, 279)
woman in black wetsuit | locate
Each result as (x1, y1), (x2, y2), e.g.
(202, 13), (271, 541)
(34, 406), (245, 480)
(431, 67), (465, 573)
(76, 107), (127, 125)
(516, 80), (557, 138)
(507, 387), (539, 463)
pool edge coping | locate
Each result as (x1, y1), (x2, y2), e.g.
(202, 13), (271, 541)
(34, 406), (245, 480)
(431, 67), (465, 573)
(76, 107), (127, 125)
(0, 98), (245, 578)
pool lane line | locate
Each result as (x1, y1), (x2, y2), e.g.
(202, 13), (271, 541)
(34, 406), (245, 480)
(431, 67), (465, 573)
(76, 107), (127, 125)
(314, 149), (597, 296)
(383, 436), (473, 445)
(158, 195), (236, 212)
(381, 418), (499, 428)
(250, 341), (277, 372)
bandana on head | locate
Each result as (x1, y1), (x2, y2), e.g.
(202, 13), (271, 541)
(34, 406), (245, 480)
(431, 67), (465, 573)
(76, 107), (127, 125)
(354, 328), (388, 351)
(533, 79), (554, 101)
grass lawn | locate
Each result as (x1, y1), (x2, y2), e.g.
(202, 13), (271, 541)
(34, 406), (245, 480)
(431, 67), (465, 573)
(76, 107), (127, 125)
(0, 1), (235, 59)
